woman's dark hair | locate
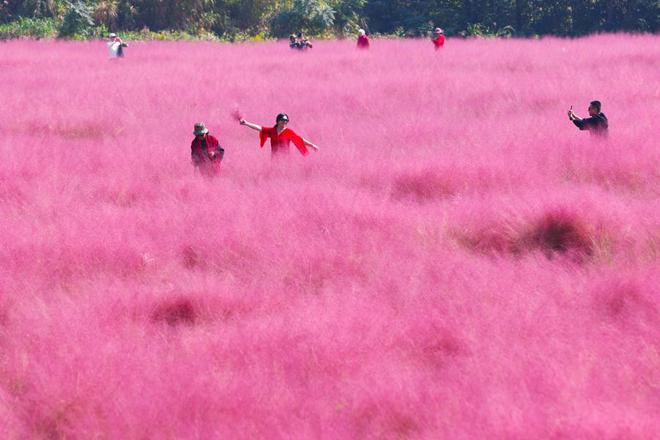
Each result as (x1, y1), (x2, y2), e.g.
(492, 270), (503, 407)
(590, 100), (602, 111)
(276, 113), (289, 122)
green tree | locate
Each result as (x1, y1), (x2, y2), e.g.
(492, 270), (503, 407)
(1, 0), (57, 23)
(125, 0), (214, 31)
(59, 0), (94, 37)
(329, 0), (366, 35)
(1, 0), (658, 38)
(270, 0), (336, 37)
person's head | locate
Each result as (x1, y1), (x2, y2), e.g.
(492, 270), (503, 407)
(358, 29), (366, 36)
(588, 100), (602, 116)
(109, 33), (118, 41)
(193, 122), (209, 138)
(435, 28), (444, 35)
(275, 113), (289, 129)
(297, 32), (304, 39)
(289, 34), (296, 42)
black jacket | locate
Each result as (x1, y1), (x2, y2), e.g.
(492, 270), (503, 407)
(573, 113), (608, 135)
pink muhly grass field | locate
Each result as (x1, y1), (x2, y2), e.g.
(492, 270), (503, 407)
(0, 35), (659, 438)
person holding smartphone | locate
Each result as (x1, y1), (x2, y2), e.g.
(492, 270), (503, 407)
(568, 101), (608, 136)
(107, 33), (128, 58)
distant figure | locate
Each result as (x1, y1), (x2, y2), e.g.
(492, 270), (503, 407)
(357, 29), (370, 49)
(432, 28), (445, 49)
(239, 113), (319, 157)
(568, 101), (608, 136)
(296, 32), (313, 50)
(107, 33), (128, 58)
(191, 123), (224, 177)
(289, 34), (299, 49)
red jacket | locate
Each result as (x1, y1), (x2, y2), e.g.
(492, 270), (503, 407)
(191, 134), (224, 177)
(357, 35), (370, 48)
(433, 35), (445, 49)
(259, 127), (308, 156)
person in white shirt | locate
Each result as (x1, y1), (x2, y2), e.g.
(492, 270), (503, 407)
(107, 33), (128, 58)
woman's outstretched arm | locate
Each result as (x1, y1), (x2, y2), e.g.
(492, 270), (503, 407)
(239, 119), (262, 131)
(302, 137), (320, 151)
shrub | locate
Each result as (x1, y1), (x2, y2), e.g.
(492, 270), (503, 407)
(0, 17), (58, 39)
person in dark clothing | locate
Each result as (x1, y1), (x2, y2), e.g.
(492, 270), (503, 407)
(289, 34), (300, 49)
(191, 122), (224, 177)
(568, 101), (608, 135)
(296, 32), (313, 49)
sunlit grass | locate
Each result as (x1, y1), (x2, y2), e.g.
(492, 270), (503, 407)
(0, 35), (658, 437)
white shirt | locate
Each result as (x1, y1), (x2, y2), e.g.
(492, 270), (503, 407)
(107, 41), (121, 58)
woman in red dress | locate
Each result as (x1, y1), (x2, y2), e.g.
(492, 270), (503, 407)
(240, 113), (319, 157)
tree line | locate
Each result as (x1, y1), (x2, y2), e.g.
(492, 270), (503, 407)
(1, 0), (657, 39)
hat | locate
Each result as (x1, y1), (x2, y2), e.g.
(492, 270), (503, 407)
(358, 29), (366, 36)
(435, 28), (444, 34)
(276, 113), (289, 123)
(193, 122), (209, 136)
(109, 33), (117, 38)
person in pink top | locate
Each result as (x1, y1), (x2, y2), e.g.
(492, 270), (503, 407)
(240, 113), (319, 157)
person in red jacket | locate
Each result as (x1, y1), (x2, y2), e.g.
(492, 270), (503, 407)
(357, 29), (370, 49)
(432, 28), (445, 49)
(191, 122), (224, 177)
(239, 113), (319, 157)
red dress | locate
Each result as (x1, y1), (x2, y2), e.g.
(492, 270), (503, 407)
(433, 35), (445, 49)
(259, 127), (308, 156)
(357, 35), (370, 49)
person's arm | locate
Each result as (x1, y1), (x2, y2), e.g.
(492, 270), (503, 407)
(302, 137), (319, 151)
(239, 119), (262, 132)
(572, 117), (586, 129)
(568, 110), (582, 121)
(214, 144), (225, 160)
(568, 110), (586, 129)
(206, 139), (224, 160)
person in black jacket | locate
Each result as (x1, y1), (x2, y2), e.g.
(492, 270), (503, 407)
(568, 100), (608, 136)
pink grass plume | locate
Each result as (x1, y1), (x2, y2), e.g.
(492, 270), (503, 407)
(0, 35), (658, 438)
